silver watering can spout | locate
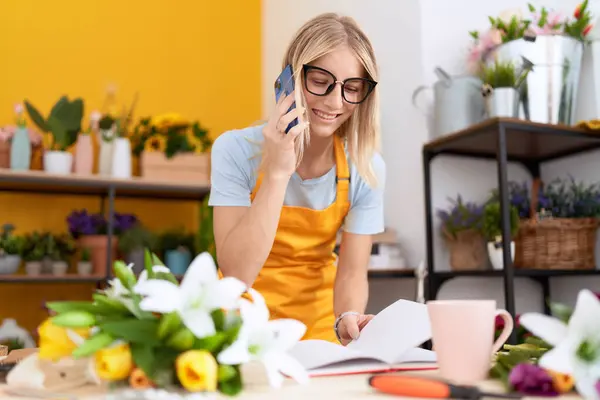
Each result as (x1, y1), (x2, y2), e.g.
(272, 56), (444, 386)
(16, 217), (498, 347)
(434, 66), (452, 86)
(514, 56), (534, 89)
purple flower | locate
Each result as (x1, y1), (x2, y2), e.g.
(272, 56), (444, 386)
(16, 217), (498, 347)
(509, 363), (558, 396)
(113, 213), (138, 234)
(595, 380), (600, 397)
(67, 209), (138, 237)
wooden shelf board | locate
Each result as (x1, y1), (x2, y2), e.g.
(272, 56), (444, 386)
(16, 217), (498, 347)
(0, 273), (105, 283)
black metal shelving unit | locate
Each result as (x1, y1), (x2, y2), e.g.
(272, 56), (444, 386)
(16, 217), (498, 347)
(0, 170), (211, 283)
(422, 117), (600, 344)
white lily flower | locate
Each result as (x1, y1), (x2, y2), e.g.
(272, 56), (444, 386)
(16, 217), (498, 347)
(520, 289), (600, 400)
(133, 252), (246, 339)
(217, 288), (309, 388)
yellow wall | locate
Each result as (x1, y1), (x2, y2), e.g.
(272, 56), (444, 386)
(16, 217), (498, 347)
(0, 0), (262, 333)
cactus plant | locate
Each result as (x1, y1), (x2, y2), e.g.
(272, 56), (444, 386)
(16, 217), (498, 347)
(24, 96), (84, 151)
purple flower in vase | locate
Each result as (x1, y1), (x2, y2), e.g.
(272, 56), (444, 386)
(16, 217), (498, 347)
(113, 213), (138, 234)
(509, 363), (558, 397)
(66, 209), (105, 238)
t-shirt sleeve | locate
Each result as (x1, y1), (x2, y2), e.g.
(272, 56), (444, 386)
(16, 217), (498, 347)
(208, 132), (253, 207)
(343, 153), (386, 235)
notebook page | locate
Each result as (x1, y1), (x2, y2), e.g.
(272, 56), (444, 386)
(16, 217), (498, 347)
(287, 339), (370, 370)
(346, 299), (432, 364)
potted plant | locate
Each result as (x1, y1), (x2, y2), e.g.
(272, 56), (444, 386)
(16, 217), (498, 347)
(436, 195), (486, 270)
(117, 223), (157, 274)
(52, 233), (76, 276)
(0, 224), (24, 275)
(157, 228), (196, 275)
(10, 103), (31, 171)
(481, 200), (520, 270)
(131, 113), (212, 183)
(479, 60), (530, 118)
(21, 232), (47, 276)
(67, 209), (138, 275)
(73, 111), (101, 175)
(24, 95), (84, 175)
(77, 247), (92, 275)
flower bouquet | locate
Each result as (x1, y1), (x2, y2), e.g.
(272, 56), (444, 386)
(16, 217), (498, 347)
(490, 289), (600, 399)
(132, 113), (212, 183)
(29, 251), (308, 397)
(436, 195), (486, 270)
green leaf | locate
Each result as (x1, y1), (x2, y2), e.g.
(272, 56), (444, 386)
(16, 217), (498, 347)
(218, 365), (237, 382)
(212, 309), (226, 332)
(51, 310), (96, 328)
(23, 100), (49, 132)
(167, 327), (195, 351)
(157, 312), (182, 340)
(155, 271), (178, 284)
(99, 319), (161, 345)
(152, 252), (165, 266)
(144, 248), (155, 278)
(218, 365), (243, 396)
(72, 332), (114, 359)
(47, 115), (68, 150)
(131, 343), (156, 378)
(114, 260), (137, 289)
(192, 332), (228, 353)
(92, 294), (131, 315)
(548, 301), (573, 323)
(46, 301), (97, 314)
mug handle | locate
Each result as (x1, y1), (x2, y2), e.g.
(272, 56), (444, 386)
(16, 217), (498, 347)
(411, 85), (431, 115)
(492, 309), (514, 353)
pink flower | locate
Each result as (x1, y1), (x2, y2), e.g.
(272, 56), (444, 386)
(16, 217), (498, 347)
(90, 110), (102, 122)
(509, 363), (558, 396)
(467, 29), (503, 73)
(14, 103), (23, 115)
(530, 11), (566, 35)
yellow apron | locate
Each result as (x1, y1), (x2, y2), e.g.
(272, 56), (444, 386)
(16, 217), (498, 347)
(247, 134), (350, 343)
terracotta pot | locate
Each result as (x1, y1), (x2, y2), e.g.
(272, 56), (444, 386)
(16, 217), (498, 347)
(0, 141), (9, 168)
(78, 235), (118, 275)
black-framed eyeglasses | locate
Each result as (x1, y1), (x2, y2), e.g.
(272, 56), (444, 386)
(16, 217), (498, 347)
(302, 64), (377, 104)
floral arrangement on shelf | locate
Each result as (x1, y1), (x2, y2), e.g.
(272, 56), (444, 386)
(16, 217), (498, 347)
(67, 209), (138, 238)
(436, 195), (484, 239)
(481, 200), (520, 243)
(479, 60), (518, 89)
(490, 289), (600, 399)
(506, 177), (600, 220)
(130, 113), (212, 159)
(38, 251), (308, 396)
(97, 91), (139, 140)
(467, 2), (593, 73)
(24, 95), (84, 152)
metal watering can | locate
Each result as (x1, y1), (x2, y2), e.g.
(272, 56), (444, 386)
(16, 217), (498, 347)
(412, 67), (486, 139)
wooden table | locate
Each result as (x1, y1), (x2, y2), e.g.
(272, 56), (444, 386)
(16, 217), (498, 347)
(0, 369), (583, 399)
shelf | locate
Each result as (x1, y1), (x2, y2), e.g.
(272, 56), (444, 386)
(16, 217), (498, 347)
(423, 117), (600, 163)
(431, 268), (600, 280)
(0, 273), (106, 283)
(0, 169), (211, 200)
(368, 268), (415, 278)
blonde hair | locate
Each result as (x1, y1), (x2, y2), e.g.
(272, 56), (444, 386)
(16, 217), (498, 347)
(275, 13), (381, 187)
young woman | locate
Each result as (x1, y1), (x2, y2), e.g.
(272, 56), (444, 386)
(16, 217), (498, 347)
(209, 13), (385, 345)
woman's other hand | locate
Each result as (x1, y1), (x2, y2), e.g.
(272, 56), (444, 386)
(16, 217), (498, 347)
(262, 90), (308, 180)
(337, 313), (375, 345)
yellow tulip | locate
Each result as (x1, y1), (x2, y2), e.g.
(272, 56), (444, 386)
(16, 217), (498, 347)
(175, 350), (218, 392)
(94, 343), (133, 381)
(37, 318), (91, 361)
(547, 369), (575, 393)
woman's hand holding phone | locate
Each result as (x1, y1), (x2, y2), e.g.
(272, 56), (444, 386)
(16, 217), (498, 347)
(262, 90), (308, 181)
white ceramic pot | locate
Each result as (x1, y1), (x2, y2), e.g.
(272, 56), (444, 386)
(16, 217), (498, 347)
(487, 241), (515, 270)
(0, 255), (20, 274)
(25, 261), (42, 276)
(111, 137), (132, 179)
(52, 261), (69, 276)
(77, 261), (93, 276)
(43, 151), (73, 175)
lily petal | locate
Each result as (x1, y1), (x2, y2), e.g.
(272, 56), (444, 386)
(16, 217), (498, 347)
(204, 277), (247, 311)
(276, 353), (310, 385)
(180, 252), (218, 295)
(138, 266), (171, 283)
(573, 363), (600, 400)
(135, 280), (181, 313)
(519, 313), (568, 346)
(538, 338), (577, 374)
(268, 319), (306, 351)
(261, 354), (285, 388)
(180, 309), (216, 339)
(568, 289), (600, 338)
(217, 336), (251, 365)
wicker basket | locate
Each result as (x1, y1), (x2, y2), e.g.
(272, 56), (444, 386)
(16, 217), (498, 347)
(513, 179), (600, 270)
(444, 229), (487, 271)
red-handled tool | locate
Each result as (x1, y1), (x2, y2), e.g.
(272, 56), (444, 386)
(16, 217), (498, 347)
(368, 374), (522, 399)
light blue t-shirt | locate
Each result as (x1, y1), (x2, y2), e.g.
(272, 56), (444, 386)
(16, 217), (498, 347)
(208, 124), (386, 235)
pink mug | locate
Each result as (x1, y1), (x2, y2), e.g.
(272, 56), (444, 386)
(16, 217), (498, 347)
(427, 299), (513, 384)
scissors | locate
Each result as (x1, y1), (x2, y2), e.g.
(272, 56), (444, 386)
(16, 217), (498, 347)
(368, 374), (523, 399)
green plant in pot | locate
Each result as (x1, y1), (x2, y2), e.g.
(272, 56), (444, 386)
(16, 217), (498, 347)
(118, 224), (157, 274)
(21, 232), (48, 276)
(482, 201), (520, 271)
(0, 224), (24, 275)
(158, 228), (196, 276)
(52, 233), (76, 276)
(77, 247), (93, 276)
(24, 95), (84, 175)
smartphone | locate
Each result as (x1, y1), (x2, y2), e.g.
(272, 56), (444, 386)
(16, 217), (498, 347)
(274, 64), (298, 134)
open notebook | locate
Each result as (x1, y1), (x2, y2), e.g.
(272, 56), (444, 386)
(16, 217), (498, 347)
(288, 299), (437, 376)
